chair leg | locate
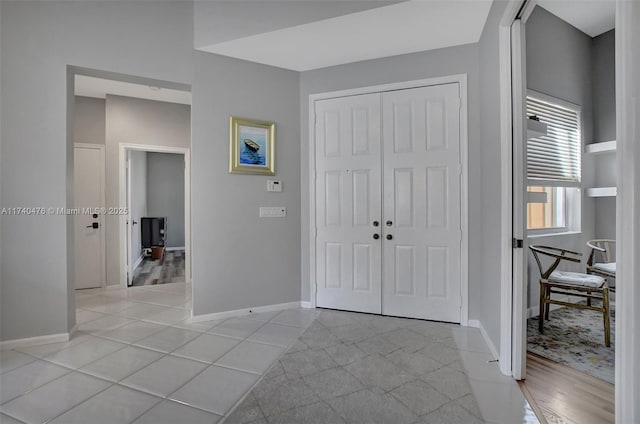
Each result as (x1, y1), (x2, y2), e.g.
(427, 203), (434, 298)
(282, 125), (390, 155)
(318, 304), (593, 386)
(587, 290), (592, 307)
(602, 287), (611, 347)
(539, 283), (546, 333)
(545, 288), (551, 320)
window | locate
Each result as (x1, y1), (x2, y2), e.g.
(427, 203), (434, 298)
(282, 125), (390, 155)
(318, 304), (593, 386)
(526, 92), (581, 233)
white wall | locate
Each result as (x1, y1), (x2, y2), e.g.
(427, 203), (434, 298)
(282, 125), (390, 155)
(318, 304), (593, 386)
(129, 150), (147, 268)
(524, 6), (597, 309)
(146, 152), (185, 248)
(0, 0), (194, 341)
(191, 51), (301, 316)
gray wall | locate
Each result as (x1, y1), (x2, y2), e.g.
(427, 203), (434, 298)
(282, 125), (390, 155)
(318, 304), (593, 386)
(192, 52), (301, 316)
(146, 152), (185, 248)
(129, 150), (147, 265)
(1, 0), (194, 341)
(592, 30), (617, 241)
(524, 6), (596, 309)
(105, 95), (190, 285)
(476, 0), (509, 349)
(300, 43), (483, 318)
(74, 96), (105, 145)
(592, 30), (616, 143)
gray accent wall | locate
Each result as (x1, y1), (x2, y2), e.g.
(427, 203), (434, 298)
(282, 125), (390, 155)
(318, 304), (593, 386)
(592, 30), (616, 143)
(191, 52), (301, 316)
(1, 0), (194, 341)
(74, 96), (105, 145)
(146, 152), (185, 248)
(592, 30), (616, 241)
(524, 6), (596, 309)
(104, 95), (190, 285)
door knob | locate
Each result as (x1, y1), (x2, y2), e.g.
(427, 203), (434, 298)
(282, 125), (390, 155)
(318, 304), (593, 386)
(373, 234), (380, 240)
(386, 234), (393, 240)
(386, 220), (393, 227)
(86, 222), (99, 229)
(373, 221), (379, 227)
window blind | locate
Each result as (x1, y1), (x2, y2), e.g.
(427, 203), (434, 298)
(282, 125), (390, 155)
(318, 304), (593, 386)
(526, 96), (581, 183)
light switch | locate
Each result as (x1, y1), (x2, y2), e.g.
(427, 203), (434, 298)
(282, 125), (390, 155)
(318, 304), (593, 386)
(259, 207), (286, 217)
(267, 180), (282, 192)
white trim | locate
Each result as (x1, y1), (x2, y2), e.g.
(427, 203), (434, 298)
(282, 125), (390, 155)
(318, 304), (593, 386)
(468, 320), (500, 361)
(498, 0), (526, 378)
(190, 301), (304, 323)
(585, 140), (616, 155)
(118, 143), (191, 290)
(307, 74), (470, 326)
(74, 143), (107, 288)
(165, 246), (186, 252)
(615, 1), (639, 422)
(1, 328), (75, 351)
(300, 301), (313, 309)
(132, 254), (144, 272)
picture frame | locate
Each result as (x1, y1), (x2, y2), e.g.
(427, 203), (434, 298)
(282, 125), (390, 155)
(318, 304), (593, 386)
(229, 116), (275, 175)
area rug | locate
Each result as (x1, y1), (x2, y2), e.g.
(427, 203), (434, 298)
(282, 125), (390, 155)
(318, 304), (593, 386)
(527, 300), (615, 384)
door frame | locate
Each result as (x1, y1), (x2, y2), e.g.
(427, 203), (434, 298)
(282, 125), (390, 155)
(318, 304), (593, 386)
(502, 1), (640, 420)
(74, 143), (107, 288)
(308, 74), (470, 325)
(118, 143), (191, 288)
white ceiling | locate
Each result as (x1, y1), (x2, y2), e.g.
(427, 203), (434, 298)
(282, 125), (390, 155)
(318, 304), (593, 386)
(199, 0), (493, 72)
(75, 75), (191, 105)
(537, 0), (615, 37)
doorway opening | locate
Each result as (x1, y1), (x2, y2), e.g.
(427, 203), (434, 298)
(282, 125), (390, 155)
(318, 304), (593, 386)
(121, 146), (190, 288)
(502, 2), (617, 423)
(71, 68), (193, 328)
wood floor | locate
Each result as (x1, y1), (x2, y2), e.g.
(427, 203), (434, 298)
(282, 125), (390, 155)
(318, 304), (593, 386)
(519, 352), (614, 424)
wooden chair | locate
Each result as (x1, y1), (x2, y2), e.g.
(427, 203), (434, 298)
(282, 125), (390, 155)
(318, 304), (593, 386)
(529, 245), (611, 347)
(586, 239), (616, 288)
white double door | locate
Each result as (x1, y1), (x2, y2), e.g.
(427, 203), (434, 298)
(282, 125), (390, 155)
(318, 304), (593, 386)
(315, 83), (462, 322)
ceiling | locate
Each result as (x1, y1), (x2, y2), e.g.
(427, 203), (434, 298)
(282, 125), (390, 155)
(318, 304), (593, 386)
(75, 75), (191, 105)
(199, 0), (493, 72)
(537, 0), (615, 37)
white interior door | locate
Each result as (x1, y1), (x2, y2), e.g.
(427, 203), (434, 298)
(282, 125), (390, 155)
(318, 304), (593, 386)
(315, 93), (383, 314)
(381, 84), (462, 323)
(74, 144), (105, 290)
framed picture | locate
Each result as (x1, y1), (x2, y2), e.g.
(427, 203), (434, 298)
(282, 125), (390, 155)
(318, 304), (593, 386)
(229, 116), (275, 175)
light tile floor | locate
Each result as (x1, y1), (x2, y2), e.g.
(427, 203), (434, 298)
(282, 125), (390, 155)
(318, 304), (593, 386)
(0, 283), (539, 424)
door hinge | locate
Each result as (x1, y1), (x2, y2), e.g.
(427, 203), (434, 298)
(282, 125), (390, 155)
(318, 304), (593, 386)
(512, 238), (524, 249)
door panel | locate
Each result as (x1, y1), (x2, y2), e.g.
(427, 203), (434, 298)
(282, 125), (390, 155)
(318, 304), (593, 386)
(382, 84), (462, 323)
(315, 93), (382, 314)
(74, 146), (105, 290)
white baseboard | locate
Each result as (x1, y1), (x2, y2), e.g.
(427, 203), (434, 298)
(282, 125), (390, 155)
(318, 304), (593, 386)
(166, 246), (185, 252)
(300, 301), (313, 309)
(467, 319), (500, 361)
(133, 255), (144, 272)
(526, 295), (584, 318)
(190, 301), (305, 323)
(1, 326), (76, 351)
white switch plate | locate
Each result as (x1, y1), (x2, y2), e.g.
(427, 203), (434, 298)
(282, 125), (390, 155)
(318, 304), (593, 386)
(267, 180), (282, 192)
(259, 207), (286, 217)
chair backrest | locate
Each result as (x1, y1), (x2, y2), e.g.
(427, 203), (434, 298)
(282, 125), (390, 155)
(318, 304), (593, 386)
(529, 245), (582, 280)
(587, 239), (616, 265)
